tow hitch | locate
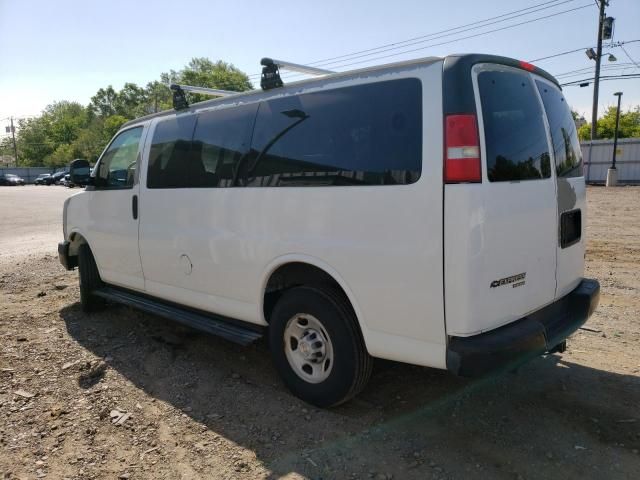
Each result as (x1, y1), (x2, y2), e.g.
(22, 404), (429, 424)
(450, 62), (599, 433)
(547, 340), (567, 354)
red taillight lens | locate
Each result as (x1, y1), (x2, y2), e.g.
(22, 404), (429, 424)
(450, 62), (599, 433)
(445, 114), (481, 183)
(519, 60), (535, 72)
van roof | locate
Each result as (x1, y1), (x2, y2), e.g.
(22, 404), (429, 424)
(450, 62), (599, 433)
(121, 53), (559, 129)
(121, 56), (442, 129)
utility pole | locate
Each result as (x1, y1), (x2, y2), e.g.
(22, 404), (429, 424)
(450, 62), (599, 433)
(606, 91), (623, 187)
(10, 117), (18, 166)
(590, 0), (608, 140)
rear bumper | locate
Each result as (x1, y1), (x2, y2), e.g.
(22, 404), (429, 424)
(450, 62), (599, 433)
(446, 278), (600, 377)
(58, 241), (77, 271)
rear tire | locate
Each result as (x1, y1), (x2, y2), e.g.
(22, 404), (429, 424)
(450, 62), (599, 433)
(268, 285), (372, 407)
(78, 243), (105, 312)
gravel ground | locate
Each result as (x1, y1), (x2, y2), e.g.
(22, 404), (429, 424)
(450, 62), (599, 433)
(0, 185), (639, 480)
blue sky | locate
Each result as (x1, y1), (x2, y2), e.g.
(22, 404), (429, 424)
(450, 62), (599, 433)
(1, 0), (639, 129)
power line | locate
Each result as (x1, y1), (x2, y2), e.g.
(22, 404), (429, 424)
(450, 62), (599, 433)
(529, 39), (640, 63)
(301, 0), (575, 69)
(561, 73), (640, 86)
(248, 0), (587, 79)
(274, 2), (593, 82)
(554, 63), (637, 78)
(620, 45), (640, 69)
(530, 46), (593, 62)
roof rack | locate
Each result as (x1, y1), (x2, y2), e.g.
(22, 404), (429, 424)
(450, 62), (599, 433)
(170, 84), (238, 110)
(260, 58), (334, 91)
(170, 57), (335, 110)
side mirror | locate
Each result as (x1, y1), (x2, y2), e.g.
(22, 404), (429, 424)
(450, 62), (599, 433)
(69, 159), (91, 186)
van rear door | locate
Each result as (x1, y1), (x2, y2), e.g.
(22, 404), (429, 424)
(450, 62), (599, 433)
(443, 61), (558, 336)
(534, 79), (586, 299)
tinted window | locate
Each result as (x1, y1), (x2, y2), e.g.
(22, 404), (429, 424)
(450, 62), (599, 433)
(535, 81), (583, 178)
(191, 104), (257, 187)
(478, 70), (551, 182)
(245, 79), (422, 187)
(147, 114), (197, 189)
(96, 127), (142, 189)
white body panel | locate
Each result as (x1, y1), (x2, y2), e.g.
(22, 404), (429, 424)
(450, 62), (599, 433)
(66, 62), (448, 368)
(444, 181), (557, 336)
(66, 125), (149, 291)
(534, 78), (587, 299)
(62, 56), (587, 371)
(555, 176), (586, 297)
(444, 64), (585, 336)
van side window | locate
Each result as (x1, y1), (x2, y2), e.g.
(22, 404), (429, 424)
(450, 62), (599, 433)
(535, 81), (583, 178)
(478, 70), (551, 182)
(147, 115), (197, 189)
(191, 104), (257, 187)
(95, 127), (143, 189)
(245, 79), (422, 187)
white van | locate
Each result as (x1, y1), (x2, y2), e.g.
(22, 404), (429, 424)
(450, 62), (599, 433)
(59, 54), (600, 407)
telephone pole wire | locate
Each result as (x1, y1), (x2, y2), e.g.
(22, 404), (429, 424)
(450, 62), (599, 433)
(590, 0), (608, 140)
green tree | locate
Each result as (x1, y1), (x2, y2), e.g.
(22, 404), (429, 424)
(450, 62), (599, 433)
(46, 143), (78, 167)
(162, 58), (253, 104)
(144, 81), (173, 114)
(103, 115), (128, 137)
(45, 101), (88, 145)
(12, 57), (253, 165)
(178, 58), (252, 91)
(16, 116), (54, 166)
(578, 105), (640, 140)
(90, 86), (118, 117)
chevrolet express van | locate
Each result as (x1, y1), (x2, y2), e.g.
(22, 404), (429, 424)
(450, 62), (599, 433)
(58, 54), (600, 407)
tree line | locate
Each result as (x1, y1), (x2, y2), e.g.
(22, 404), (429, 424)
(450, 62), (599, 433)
(576, 106), (640, 141)
(1, 58), (252, 167)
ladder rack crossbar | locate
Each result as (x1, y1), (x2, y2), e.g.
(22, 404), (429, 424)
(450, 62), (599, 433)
(262, 58), (335, 76)
(170, 84), (238, 97)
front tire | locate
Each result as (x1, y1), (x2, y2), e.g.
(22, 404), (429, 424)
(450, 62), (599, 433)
(269, 286), (372, 407)
(78, 243), (105, 312)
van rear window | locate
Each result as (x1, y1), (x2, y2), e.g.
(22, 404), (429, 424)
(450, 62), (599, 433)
(535, 81), (583, 178)
(478, 70), (551, 182)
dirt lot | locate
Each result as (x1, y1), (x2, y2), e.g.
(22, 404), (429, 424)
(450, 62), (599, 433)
(1, 185), (639, 480)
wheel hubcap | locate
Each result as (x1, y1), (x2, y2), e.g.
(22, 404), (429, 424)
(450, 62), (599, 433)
(284, 313), (334, 384)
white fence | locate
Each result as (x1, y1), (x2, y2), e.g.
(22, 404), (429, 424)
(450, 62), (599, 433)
(582, 138), (640, 185)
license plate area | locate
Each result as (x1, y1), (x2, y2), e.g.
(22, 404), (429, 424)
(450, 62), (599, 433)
(560, 209), (581, 248)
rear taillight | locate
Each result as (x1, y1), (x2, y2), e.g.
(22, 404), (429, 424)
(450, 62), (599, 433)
(445, 114), (481, 183)
(519, 60), (535, 72)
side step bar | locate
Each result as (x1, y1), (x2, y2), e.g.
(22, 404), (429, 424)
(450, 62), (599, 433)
(93, 287), (263, 346)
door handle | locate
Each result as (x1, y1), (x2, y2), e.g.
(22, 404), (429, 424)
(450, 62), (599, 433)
(132, 195), (138, 220)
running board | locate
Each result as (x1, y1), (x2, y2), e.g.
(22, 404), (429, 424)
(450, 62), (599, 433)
(93, 287), (263, 346)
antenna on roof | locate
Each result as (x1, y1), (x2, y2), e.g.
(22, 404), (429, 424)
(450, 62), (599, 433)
(169, 84), (239, 110)
(260, 58), (334, 91)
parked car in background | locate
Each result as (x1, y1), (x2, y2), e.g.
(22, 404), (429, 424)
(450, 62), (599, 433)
(52, 171), (68, 185)
(0, 174), (26, 186)
(62, 174), (71, 187)
(34, 173), (53, 185)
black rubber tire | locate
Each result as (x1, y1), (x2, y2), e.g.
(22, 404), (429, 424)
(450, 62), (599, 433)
(268, 285), (373, 407)
(78, 243), (105, 312)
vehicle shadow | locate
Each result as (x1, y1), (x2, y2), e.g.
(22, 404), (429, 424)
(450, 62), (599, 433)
(60, 302), (640, 480)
